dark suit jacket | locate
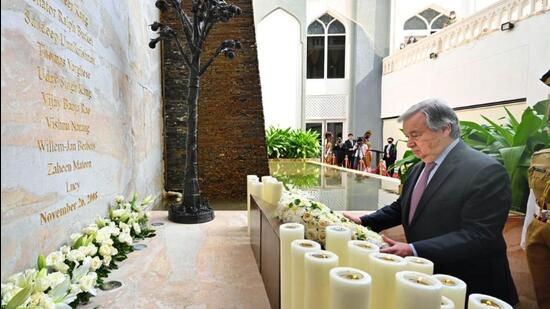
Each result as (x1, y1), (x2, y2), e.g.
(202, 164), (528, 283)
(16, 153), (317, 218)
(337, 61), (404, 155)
(343, 139), (356, 158)
(360, 141), (518, 305)
(383, 143), (397, 162)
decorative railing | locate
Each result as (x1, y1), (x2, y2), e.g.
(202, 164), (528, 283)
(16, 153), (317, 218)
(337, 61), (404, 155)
(383, 0), (549, 75)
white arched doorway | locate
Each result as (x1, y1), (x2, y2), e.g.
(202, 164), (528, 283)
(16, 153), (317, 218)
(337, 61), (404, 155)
(257, 9), (302, 129)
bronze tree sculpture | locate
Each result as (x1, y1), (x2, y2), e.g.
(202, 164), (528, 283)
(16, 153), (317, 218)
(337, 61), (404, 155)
(149, 0), (242, 223)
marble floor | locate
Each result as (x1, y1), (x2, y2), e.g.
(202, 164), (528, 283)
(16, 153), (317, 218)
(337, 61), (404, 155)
(83, 211), (270, 309)
(83, 210), (538, 309)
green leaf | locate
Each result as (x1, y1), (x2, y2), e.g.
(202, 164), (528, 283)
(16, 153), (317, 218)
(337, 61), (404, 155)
(513, 108), (543, 146)
(504, 107), (520, 131)
(5, 285), (32, 309)
(480, 116), (513, 146)
(72, 235), (87, 249)
(37, 254), (46, 270)
(499, 146), (526, 178)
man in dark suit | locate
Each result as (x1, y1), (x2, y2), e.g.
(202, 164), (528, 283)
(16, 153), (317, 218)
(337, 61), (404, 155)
(343, 133), (357, 169)
(384, 137), (397, 176)
(344, 99), (518, 305)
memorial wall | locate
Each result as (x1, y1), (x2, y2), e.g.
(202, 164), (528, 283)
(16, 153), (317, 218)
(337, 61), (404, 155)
(1, 0), (163, 280)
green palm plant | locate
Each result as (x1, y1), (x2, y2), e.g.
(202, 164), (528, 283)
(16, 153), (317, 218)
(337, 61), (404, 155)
(460, 100), (549, 211)
(266, 127), (321, 159)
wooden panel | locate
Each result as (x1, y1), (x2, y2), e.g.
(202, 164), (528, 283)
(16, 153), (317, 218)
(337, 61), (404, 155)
(250, 195), (262, 270)
(261, 211), (280, 309)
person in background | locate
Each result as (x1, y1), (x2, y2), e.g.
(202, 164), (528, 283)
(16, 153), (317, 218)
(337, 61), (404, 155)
(343, 133), (357, 169)
(522, 70), (550, 309)
(353, 138), (367, 170)
(333, 137), (345, 166)
(363, 131), (373, 171)
(323, 132), (333, 164)
(344, 98), (518, 305)
(384, 137), (397, 176)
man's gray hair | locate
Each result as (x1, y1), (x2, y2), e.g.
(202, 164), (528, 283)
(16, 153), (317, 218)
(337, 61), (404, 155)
(398, 98), (460, 139)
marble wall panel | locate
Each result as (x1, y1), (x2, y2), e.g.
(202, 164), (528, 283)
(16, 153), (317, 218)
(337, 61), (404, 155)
(1, 0), (163, 280)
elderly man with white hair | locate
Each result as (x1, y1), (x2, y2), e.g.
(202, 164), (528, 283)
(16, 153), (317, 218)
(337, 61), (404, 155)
(345, 98), (518, 305)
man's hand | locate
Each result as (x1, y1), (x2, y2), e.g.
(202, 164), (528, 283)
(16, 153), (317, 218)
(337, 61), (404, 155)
(343, 212), (362, 225)
(380, 235), (413, 257)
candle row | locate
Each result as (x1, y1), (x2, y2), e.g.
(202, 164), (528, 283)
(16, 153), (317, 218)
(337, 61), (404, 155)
(246, 175), (284, 235)
(280, 224), (512, 309)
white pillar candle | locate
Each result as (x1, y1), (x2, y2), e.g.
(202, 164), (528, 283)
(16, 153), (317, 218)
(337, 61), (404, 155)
(246, 175), (259, 236)
(326, 226), (351, 266)
(262, 177), (276, 202)
(404, 256), (434, 275)
(291, 239), (321, 309)
(433, 274), (467, 309)
(264, 180), (283, 205)
(395, 271), (443, 309)
(441, 296), (455, 309)
(369, 253), (407, 309)
(468, 294), (512, 309)
(249, 182), (264, 202)
(304, 250), (339, 309)
(348, 240), (379, 274)
(280, 223), (304, 309)
(330, 267), (372, 309)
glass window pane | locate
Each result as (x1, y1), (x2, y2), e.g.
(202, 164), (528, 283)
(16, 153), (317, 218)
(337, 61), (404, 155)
(327, 122), (343, 140)
(327, 36), (345, 79)
(432, 15), (450, 29)
(328, 20), (345, 34)
(307, 21), (325, 35)
(419, 8), (440, 23)
(319, 13), (334, 26)
(404, 16), (428, 30)
(306, 123), (323, 146)
(307, 37), (325, 79)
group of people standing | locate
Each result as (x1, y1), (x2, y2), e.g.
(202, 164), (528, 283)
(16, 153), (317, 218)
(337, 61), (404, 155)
(323, 131), (398, 176)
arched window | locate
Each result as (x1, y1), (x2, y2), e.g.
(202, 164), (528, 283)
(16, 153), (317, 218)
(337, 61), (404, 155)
(307, 13), (346, 79)
(403, 8), (452, 45)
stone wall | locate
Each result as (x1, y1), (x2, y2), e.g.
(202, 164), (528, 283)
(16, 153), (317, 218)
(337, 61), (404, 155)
(1, 0), (163, 280)
(161, 0), (269, 201)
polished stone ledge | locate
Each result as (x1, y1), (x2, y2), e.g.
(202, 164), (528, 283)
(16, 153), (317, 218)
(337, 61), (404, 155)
(82, 211), (270, 309)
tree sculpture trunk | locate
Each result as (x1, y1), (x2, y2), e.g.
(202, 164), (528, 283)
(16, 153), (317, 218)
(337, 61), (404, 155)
(149, 0), (242, 223)
(183, 74), (201, 211)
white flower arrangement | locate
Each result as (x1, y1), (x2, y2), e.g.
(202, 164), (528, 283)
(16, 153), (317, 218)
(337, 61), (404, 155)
(1, 193), (156, 308)
(276, 190), (386, 248)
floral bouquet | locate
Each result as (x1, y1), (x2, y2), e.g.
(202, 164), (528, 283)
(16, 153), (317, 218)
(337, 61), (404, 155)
(276, 189), (386, 248)
(1, 193), (156, 308)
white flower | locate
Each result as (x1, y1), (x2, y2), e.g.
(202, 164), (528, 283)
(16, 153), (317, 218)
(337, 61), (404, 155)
(119, 222), (131, 233)
(82, 224), (98, 235)
(99, 244), (117, 257)
(70, 233), (83, 244)
(89, 257), (102, 271)
(95, 226), (112, 244)
(132, 222), (141, 235)
(118, 232), (133, 245)
(102, 255), (112, 266)
(109, 226), (121, 237)
(1, 285), (22, 306)
(112, 208), (127, 218)
(29, 292), (53, 307)
(53, 262), (69, 274)
(141, 195), (154, 206)
(115, 195), (125, 203)
(78, 272), (97, 293)
(60, 245), (71, 254)
(66, 249), (86, 262)
(45, 251), (64, 266)
(45, 272), (67, 291)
